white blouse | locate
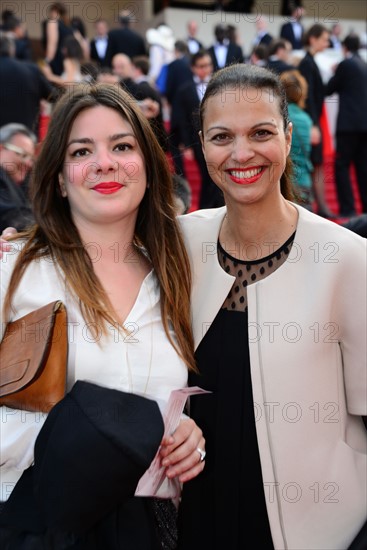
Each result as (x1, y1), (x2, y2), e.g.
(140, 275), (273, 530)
(0, 246), (188, 500)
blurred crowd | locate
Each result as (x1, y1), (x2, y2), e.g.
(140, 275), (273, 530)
(0, 1), (366, 234)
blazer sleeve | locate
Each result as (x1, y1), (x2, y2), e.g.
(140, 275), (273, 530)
(336, 234), (367, 415)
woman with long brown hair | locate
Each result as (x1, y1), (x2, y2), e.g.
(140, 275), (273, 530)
(0, 83), (205, 548)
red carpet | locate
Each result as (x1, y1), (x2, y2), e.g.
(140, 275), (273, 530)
(323, 155), (362, 219)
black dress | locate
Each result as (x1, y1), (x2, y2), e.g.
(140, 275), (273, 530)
(49, 20), (74, 76)
(178, 233), (296, 550)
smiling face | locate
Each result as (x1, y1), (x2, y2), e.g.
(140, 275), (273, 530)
(201, 87), (292, 208)
(59, 105), (147, 229)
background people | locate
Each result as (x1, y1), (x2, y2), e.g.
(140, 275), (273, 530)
(2, 13), (32, 61)
(90, 18), (109, 68)
(146, 24), (175, 86)
(43, 2), (74, 75)
(207, 23), (244, 72)
(298, 23), (334, 217)
(280, 3), (305, 50)
(173, 50), (224, 209)
(185, 20), (204, 54)
(165, 40), (196, 178)
(0, 33), (54, 134)
(266, 39), (295, 74)
(280, 69), (313, 208)
(0, 123), (36, 232)
(326, 33), (367, 217)
(105, 10), (147, 66)
(251, 16), (273, 48)
(41, 34), (86, 85)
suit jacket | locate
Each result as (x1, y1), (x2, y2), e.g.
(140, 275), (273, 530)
(298, 51), (325, 125)
(105, 27), (147, 66)
(178, 204), (367, 549)
(90, 36), (109, 67)
(0, 57), (54, 132)
(14, 36), (32, 61)
(165, 57), (193, 105)
(326, 54), (367, 133)
(0, 167), (34, 232)
(207, 42), (244, 72)
(172, 78), (201, 145)
(171, 78), (223, 208)
(255, 32), (273, 47)
(266, 58), (295, 74)
(280, 21), (304, 50)
(186, 37), (204, 54)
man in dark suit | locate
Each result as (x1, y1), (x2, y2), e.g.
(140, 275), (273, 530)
(174, 51), (224, 209)
(0, 34), (54, 134)
(266, 39), (295, 74)
(207, 23), (244, 72)
(280, 5), (305, 50)
(165, 41), (193, 177)
(4, 14), (32, 61)
(326, 34), (367, 217)
(90, 18), (109, 67)
(105, 11), (146, 66)
(252, 16), (273, 48)
(186, 20), (204, 55)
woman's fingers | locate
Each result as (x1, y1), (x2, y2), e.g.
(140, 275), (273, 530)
(159, 419), (205, 482)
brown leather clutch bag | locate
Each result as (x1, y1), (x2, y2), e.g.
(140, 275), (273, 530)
(0, 301), (68, 412)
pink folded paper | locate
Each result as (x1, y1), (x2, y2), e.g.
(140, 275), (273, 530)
(135, 386), (211, 506)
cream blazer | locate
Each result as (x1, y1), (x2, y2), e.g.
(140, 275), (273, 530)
(179, 204), (367, 550)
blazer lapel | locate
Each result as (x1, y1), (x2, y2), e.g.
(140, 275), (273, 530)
(180, 207), (235, 350)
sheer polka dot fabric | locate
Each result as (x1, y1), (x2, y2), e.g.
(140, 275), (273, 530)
(219, 233), (296, 312)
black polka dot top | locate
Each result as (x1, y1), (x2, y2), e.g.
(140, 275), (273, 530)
(218, 231), (296, 312)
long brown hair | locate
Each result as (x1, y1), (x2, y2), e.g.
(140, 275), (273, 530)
(199, 63), (296, 200)
(4, 83), (195, 371)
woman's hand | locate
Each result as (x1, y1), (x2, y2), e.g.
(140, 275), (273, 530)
(159, 418), (205, 483)
(310, 125), (321, 145)
(0, 227), (17, 254)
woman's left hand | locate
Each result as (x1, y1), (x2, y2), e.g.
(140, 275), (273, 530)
(159, 418), (205, 483)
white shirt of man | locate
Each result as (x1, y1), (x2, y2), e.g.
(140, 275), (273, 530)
(214, 39), (229, 69)
(95, 36), (108, 59)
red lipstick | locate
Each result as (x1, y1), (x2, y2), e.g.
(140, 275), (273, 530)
(92, 182), (124, 194)
(226, 166), (264, 185)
